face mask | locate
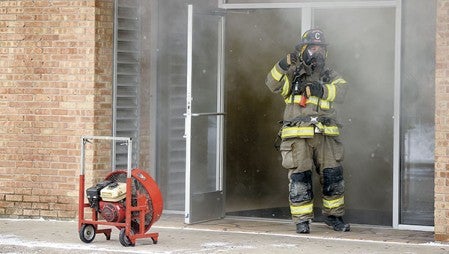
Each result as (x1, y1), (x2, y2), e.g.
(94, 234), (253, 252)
(303, 45), (326, 70)
(310, 52), (325, 70)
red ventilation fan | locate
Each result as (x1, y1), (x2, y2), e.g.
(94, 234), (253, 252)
(78, 136), (163, 247)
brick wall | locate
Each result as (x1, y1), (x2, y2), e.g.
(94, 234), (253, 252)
(92, 0), (114, 180)
(0, 0), (113, 219)
(435, 0), (449, 242)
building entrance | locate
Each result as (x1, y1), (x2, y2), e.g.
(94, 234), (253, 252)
(151, 0), (435, 228)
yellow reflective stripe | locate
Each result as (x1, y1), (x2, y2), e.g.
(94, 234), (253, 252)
(281, 126), (314, 139)
(281, 77), (290, 97)
(319, 99), (330, 110)
(325, 83), (336, 102)
(331, 78), (347, 86)
(270, 65), (284, 81)
(284, 96), (331, 110)
(290, 203), (313, 215)
(284, 96), (320, 105)
(323, 196), (344, 209)
(323, 125), (339, 136)
(306, 96), (319, 105)
(325, 78), (346, 102)
(282, 124), (338, 138)
(284, 95), (304, 104)
(284, 95), (293, 104)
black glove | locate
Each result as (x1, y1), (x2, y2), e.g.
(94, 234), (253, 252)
(279, 53), (298, 71)
(306, 81), (324, 98)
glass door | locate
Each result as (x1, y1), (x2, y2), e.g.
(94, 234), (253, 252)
(184, 4), (225, 224)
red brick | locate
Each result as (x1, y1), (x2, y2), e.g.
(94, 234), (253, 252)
(58, 210), (77, 219)
(5, 195), (22, 202)
(40, 210), (58, 218)
(23, 195), (39, 202)
(436, 234), (449, 242)
(23, 209), (40, 217)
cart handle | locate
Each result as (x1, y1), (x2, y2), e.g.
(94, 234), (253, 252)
(80, 136), (133, 178)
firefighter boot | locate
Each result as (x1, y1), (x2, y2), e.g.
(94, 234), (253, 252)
(324, 215), (350, 232)
(296, 221), (310, 234)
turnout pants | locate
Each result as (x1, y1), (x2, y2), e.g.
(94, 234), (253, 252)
(280, 134), (345, 223)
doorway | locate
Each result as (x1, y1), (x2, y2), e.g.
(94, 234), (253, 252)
(148, 0), (435, 228)
(224, 6), (395, 226)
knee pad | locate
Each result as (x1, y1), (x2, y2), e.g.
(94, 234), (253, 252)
(289, 171), (313, 203)
(323, 166), (345, 196)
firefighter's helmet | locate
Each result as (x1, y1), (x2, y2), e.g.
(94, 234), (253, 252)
(296, 29), (328, 54)
(300, 29), (327, 46)
(296, 29), (328, 68)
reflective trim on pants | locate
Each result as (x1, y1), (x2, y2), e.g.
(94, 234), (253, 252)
(322, 196), (344, 209)
(290, 203), (313, 216)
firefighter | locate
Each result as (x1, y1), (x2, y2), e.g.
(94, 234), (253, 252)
(265, 28), (350, 234)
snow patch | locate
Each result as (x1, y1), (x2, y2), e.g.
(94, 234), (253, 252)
(202, 242), (231, 247)
(0, 234), (172, 254)
(271, 243), (297, 248)
(200, 241), (256, 252)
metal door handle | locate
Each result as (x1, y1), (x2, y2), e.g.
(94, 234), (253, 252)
(183, 112), (226, 117)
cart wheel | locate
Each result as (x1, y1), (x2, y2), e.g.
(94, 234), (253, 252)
(151, 237), (158, 244)
(79, 224), (96, 243)
(119, 228), (135, 247)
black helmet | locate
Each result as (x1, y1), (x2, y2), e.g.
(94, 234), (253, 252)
(296, 29), (328, 69)
(300, 29), (327, 46)
(295, 29), (328, 53)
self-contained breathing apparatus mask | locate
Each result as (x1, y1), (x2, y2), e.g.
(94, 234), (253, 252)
(302, 45), (327, 71)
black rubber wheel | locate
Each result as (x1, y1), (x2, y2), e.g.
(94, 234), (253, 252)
(151, 237), (158, 244)
(119, 228), (135, 247)
(79, 224), (96, 243)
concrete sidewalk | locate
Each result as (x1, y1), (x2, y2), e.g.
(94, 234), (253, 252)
(1, 213), (448, 253)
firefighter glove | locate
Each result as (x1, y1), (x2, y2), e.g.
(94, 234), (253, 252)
(279, 53), (298, 71)
(306, 81), (324, 98)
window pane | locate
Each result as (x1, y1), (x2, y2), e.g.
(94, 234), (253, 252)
(400, 0), (435, 226)
(314, 8), (395, 225)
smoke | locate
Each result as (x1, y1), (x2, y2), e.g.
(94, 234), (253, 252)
(225, 6), (399, 215)
(224, 1), (435, 225)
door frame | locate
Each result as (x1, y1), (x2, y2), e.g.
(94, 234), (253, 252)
(217, 0), (432, 231)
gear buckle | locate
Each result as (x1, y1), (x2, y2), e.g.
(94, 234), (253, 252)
(310, 117), (318, 124)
